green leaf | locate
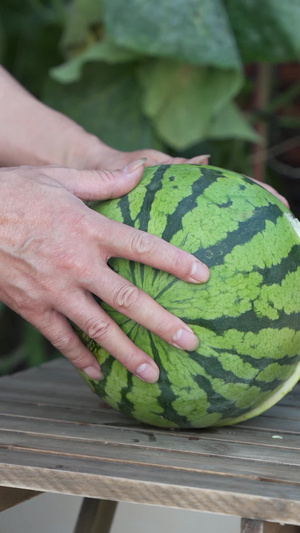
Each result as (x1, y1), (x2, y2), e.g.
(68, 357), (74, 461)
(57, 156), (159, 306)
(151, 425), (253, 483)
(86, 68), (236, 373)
(50, 40), (142, 83)
(103, 0), (241, 69)
(44, 62), (155, 151)
(0, 17), (5, 62)
(227, 0), (300, 62)
(0, 0), (63, 98)
(138, 60), (243, 150)
(207, 102), (261, 142)
(61, 0), (103, 54)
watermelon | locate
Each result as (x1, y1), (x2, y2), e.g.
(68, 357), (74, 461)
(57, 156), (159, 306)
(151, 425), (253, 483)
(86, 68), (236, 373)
(79, 164), (300, 429)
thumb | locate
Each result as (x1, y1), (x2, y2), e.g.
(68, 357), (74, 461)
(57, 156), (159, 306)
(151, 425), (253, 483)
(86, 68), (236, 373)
(51, 158), (147, 202)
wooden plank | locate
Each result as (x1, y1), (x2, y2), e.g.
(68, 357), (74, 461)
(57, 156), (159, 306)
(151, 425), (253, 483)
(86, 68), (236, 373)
(1, 414), (300, 467)
(1, 429), (300, 486)
(1, 401), (300, 452)
(1, 451), (300, 525)
(262, 405), (300, 421)
(1, 374), (300, 434)
(74, 499), (117, 533)
(0, 378), (96, 399)
(0, 385), (103, 410)
(0, 486), (42, 512)
(238, 417), (300, 433)
(0, 400), (136, 428)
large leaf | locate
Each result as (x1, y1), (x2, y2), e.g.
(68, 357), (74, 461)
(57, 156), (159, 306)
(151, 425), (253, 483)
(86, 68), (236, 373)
(44, 62), (155, 151)
(138, 60), (243, 149)
(227, 0), (300, 62)
(50, 40), (142, 83)
(0, 0), (63, 98)
(61, 0), (103, 55)
(207, 101), (260, 142)
(103, 0), (241, 69)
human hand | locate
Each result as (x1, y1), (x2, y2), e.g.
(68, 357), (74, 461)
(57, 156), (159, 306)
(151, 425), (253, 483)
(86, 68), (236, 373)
(0, 161), (209, 382)
(246, 177), (289, 208)
(79, 143), (210, 170)
(70, 139), (289, 207)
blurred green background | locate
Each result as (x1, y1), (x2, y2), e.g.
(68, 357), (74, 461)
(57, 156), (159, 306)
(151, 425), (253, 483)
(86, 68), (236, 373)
(0, 0), (300, 375)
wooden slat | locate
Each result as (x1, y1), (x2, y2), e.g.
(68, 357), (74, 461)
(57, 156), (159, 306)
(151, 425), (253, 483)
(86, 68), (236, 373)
(1, 451), (300, 525)
(1, 416), (300, 470)
(1, 360), (300, 526)
(1, 429), (300, 486)
(0, 401), (299, 451)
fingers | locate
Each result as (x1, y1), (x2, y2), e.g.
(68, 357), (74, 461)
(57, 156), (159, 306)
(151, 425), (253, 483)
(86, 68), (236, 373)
(161, 154), (210, 166)
(56, 291), (160, 383)
(44, 153), (211, 204)
(246, 177), (290, 208)
(53, 268), (200, 383)
(187, 154), (210, 165)
(84, 267), (199, 350)
(47, 158), (147, 202)
(101, 219), (210, 284)
(30, 309), (104, 380)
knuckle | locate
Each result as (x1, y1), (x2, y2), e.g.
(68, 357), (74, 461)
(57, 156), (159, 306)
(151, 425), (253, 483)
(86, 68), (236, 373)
(67, 210), (91, 235)
(54, 247), (90, 278)
(69, 352), (90, 368)
(53, 331), (76, 351)
(130, 231), (156, 257)
(65, 209), (98, 243)
(94, 169), (115, 189)
(113, 283), (140, 311)
(85, 317), (111, 341)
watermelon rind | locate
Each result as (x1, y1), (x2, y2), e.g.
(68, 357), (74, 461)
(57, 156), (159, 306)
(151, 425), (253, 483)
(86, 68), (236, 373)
(215, 358), (300, 426)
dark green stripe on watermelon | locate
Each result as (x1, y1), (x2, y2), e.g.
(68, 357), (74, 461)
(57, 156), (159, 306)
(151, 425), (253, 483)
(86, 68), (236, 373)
(195, 203), (284, 268)
(160, 166), (224, 243)
(185, 308), (299, 334)
(83, 164), (300, 429)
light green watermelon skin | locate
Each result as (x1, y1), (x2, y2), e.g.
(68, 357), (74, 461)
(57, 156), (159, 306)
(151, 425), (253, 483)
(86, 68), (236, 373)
(79, 164), (300, 429)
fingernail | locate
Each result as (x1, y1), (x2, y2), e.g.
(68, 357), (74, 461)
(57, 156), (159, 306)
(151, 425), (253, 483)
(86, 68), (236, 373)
(190, 261), (210, 283)
(197, 154), (211, 162)
(136, 362), (159, 383)
(172, 327), (199, 351)
(83, 365), (104, 381)
(123, 158), (147, 173)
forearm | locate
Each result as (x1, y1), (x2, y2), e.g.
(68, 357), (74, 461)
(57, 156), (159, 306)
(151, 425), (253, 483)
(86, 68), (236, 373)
(0, 66), (109, 168)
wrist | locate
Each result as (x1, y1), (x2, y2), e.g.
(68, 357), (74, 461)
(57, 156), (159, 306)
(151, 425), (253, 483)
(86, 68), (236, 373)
(0, 66), (109, 168)
(61, 129), (117, 170)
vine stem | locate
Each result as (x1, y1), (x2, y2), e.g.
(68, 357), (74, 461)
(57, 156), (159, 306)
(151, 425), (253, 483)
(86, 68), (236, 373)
(252, 63), (273, 182)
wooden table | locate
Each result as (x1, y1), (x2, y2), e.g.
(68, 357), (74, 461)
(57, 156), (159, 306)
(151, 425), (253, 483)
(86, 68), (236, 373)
(0, 359), (300, 533)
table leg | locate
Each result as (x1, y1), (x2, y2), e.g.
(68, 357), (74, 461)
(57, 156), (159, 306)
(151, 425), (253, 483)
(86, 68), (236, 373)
(74, 498), (117, 533)
(241, 518), (300, 533)
(0, 487), (42, 512)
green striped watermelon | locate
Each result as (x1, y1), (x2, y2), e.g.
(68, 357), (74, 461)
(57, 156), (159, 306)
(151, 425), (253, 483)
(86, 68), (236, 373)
(79, 164), (300, 428)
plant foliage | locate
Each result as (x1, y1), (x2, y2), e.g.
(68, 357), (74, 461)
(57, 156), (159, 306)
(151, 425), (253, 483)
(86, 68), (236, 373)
(2, 0), (300, 155)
